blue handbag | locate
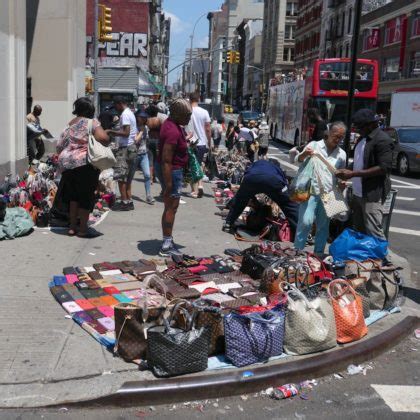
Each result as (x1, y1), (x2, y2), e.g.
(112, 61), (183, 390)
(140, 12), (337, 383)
(223, 303), (286, 367)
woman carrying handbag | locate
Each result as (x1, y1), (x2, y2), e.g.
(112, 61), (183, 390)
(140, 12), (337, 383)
(56, 97), (110, 238)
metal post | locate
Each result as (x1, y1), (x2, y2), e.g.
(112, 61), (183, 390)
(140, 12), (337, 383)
(189, 35), (193, 94)
(344, 0), (363, 163)
(93, 0), (99, 113)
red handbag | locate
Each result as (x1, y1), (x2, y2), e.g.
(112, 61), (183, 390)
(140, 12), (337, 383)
(306, 253), (333, 285)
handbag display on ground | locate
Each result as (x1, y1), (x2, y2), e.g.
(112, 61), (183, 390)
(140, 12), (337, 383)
(283, 283), (337, 355)
(224, 300), (286, 367)
(87, 119), (116, 171)
(328, 279), (368, 344)
(147, 302), (211, 377)
(347, 276), (370, 318)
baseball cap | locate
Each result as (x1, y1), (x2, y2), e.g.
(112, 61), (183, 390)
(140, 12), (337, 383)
(135, 110), (149, 118)
(352, 109), (378, 127)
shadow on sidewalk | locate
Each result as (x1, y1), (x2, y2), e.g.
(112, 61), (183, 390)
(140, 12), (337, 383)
(137, 239), (185, 256)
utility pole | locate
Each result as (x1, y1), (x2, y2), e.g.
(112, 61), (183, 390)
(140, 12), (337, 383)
(189, 35), (193, 95)
(93, 0), (99, 113)
(344, 0), (363, 163)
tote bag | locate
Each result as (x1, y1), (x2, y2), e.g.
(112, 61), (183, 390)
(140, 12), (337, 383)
(87, 119), (116, 171)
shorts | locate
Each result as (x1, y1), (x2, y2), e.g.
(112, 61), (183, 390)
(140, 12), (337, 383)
(113, 144), (137, 183)
(160, 168), (184, 199)
(194, 145), (208, 165)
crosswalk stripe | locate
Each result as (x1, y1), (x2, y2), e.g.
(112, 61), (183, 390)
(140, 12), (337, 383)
(389, 227), (420, 236)
(393, 209), (420, 216)
(267, 155), (299, 171)
(392, 185), (420, 190)
(371, 384), (420, 413)
(396, 196), (416, 201)
(390, 177), (420, 187)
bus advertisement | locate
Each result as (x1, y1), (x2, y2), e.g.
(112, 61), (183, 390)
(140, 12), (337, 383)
(268, 58), (379, 146)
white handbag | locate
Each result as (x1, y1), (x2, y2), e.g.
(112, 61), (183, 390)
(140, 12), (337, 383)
(314, 154), (349, 218)
(87, 119), (116, 171)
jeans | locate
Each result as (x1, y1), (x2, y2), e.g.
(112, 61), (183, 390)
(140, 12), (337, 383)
(159, 168), (184, 198)
(137, 153), (151, 197)
(294, 195), (330, 255)
(226, 176), (299, 234)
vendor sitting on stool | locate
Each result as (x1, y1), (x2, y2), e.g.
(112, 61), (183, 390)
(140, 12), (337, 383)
(223, 159), (299, 235)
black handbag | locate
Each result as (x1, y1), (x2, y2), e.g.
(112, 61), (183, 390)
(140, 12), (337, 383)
(240, 254), (278, 280)
(147, 302), (211, 377)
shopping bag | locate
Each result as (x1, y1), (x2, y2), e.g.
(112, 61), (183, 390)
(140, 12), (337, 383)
(329, 228), (388, 262)
(289, 158), (314, 202)
(187, 147), (204, 183)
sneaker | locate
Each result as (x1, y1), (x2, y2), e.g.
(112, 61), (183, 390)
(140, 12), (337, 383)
(127, 201), (135, 211)
(146, 196), (155, 205)
(197, 188), (204, 198)
(222, 222), (234, 233)
(111, 201), (130, 211)
(159, 242), (182, 257)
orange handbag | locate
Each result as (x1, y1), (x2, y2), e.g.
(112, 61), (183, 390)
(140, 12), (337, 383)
(328, 279), (368, 344)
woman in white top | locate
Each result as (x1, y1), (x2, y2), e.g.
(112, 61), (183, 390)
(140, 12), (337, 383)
(294, 122), (347, 255)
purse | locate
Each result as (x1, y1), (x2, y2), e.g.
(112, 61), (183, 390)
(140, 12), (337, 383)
(223, 301), (287, 367)
(87, 119), (116, 171)
(328, 279), (368, 344)
(113, 274), (168, 362)
(283, 283), (336, 355)
(314, 156), (349, 218)
(147, 302), (211, 377)
(241, 254), (279, 280)
(347, 276), (370, 318)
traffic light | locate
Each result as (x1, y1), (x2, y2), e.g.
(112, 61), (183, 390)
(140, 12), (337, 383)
(234, 51), (240, 64)
(98, 4), (112, 42)
(226, 50), (233, 64)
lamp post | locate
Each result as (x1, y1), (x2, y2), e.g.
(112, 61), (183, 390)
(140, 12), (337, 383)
(189, 12), (208, 95)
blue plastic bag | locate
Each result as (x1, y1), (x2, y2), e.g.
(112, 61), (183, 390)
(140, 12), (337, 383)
(329, 228), (388, 262)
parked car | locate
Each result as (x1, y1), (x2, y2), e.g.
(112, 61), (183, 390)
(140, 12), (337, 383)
(237, 110), (261, 127)
(384, 127), (420, 175)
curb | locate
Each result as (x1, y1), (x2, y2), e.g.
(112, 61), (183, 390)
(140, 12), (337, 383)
(70, 315), (419, 408)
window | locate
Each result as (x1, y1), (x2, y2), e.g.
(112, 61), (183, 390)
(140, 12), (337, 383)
(382, 57), (400, 80)
(363, 28), (380, 51)
(347, 7), (352, 34)
(384, 17), (403, 45)
(286, 2), (297, 17)
(283, 47), (295, 62)
(412, 12), (420, 37)
(285, 24), (294, 39)
(409, 52), (420, 78)
(341, 12), (345, 37)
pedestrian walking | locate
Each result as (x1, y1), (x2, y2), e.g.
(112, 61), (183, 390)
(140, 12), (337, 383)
(106, 97), (138, 211)
(211, 118), (223, 151)
(188, 92), (212, 198)
(294, 122), (347, 255)
(56, 97), (110, 238)
(258, 119), (270, 159)
(225, 120), (236, 151)
(336, 109), (394, 240)
(27, 105), (48, 163)
(158, 98), (192, 256)
(135, 110), (155, 205)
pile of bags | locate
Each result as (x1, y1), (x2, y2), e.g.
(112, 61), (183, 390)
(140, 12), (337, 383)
(51, 240), (402, 378)
(214, 151), (250, 184)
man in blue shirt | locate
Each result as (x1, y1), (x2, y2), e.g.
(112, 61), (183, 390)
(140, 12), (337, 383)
(223, 159), (299, 234)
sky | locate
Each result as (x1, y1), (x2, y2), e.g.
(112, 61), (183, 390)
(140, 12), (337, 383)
(163, 0), (223, 85)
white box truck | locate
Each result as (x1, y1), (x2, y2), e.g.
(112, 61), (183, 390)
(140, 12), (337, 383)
(390, 90), (420, 127)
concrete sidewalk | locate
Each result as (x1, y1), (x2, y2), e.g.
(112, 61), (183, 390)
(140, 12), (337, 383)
(0, 176), (417, 408)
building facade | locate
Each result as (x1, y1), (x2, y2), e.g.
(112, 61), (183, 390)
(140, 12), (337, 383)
(262, 0), (298, 91)
(295, 0), (322, 69)
(182, 48), (210, 97)
(1, 0), (86, 178)
(86, 0), (170, 108)
(319, 0), (355, 59)
(358, 0), (420, 113)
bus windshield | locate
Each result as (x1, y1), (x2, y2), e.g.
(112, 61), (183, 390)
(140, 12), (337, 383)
(312, 98), (376, 123)
(319, 62), (374, 92)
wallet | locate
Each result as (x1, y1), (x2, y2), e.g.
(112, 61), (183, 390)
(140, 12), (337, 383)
(88, 271), (103, 281)
(85, 308), (105, 320)
(75, 299), (96, 311)
(50, 286), (73, 303)
(63, 267), (77, 275)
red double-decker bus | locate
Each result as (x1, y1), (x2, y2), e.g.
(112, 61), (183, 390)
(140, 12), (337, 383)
(268, 58), (379, 146)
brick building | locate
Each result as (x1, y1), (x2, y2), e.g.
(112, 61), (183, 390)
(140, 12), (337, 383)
(358, 0), (420, 113)
(295, 0), (322, 70)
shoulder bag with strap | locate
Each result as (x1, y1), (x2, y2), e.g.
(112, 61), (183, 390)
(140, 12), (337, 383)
(313, 153), (349, 218)
(87, 119), (116, 171)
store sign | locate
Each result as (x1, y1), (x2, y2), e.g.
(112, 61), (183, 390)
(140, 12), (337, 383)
(100, 33), (148, 57)
(412, 10), (420, 37)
